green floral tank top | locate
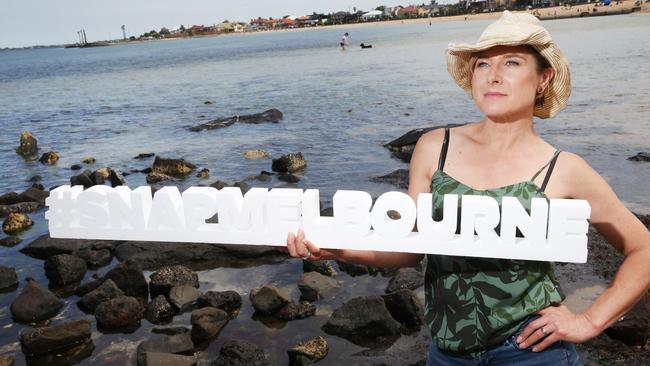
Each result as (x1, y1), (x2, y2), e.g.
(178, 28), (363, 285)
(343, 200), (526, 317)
(424, 128), (565, 354)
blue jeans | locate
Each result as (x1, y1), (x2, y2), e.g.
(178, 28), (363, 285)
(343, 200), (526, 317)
(426, 318), (582, 366)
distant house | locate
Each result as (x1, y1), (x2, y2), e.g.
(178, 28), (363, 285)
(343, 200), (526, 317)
(362, 10), (384, 20)
(215, 21), (248, 33)
(250, 18), (271, 30)
(397, 5), (430, 18)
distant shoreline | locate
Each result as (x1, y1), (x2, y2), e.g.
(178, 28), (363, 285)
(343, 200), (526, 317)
(2, 0), (646, 51)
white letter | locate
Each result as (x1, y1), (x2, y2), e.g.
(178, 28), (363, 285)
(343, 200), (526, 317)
(370, 191), (415, 239)
(77, 185), (112, 229)
(500, 197), (548, 246)
(301, 189), (336, 238)
(266, 188), (303, 238)
(217, 187), (268, 231)
(416, 193), (458, 242)
(548, 199), (590, 263)
(333, 190), (372, 238)
(182, 187), (219, 231)
(147, 186), (185, 231)
(107, 186), (152, 231)
(460, 195), (500, 245)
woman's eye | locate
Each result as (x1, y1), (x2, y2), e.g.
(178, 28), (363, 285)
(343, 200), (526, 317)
(476, 61), (488, 68)
(506, 60), (520, 66)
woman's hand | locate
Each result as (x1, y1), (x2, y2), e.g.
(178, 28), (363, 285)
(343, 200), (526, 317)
(516, 305), (601, 352)
(286, 229), (343, 262)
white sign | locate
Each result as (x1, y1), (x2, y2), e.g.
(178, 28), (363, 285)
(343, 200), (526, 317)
(45, 185), (591, 262)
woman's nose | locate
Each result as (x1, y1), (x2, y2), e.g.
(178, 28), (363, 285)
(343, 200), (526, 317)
(487, 65), (502, 84)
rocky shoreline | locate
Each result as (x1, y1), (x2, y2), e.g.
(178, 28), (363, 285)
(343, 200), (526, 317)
(1, 122), (649, 365)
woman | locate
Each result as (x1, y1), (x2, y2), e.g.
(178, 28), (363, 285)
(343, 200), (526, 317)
(287, 11), (650, 365)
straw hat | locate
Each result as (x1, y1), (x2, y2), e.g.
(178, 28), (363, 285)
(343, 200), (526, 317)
(446, 11), (571, 119)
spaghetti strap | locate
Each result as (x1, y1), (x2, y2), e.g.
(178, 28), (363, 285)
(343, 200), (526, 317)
(540, 150), (561, 192)
(530, 150), (560, 182)
(438, 128), (450, 171)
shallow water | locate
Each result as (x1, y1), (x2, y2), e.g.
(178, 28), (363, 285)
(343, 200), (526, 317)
(0, 13), (649, 365)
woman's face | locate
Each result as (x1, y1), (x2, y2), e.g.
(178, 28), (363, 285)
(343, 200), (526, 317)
(470, 45), (552, 121)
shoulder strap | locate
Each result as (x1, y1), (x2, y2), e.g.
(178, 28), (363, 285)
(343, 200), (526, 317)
(530, 150), (559, 181)
(438, 128), (450, 171)
(540, 150), (561, 192)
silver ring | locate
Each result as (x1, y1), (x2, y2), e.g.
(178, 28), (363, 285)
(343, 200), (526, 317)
(301, 251), (312, 260)
(540, 326), (547, 336)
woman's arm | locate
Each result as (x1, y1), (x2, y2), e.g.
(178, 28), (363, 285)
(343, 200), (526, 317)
(286, 128), (446, 268)
(518, 152), (650, 351)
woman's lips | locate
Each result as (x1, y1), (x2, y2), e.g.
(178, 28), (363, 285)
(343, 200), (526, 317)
(484, 92), (507, 97)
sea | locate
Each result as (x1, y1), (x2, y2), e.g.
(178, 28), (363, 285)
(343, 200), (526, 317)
(0, 13), (648, 365)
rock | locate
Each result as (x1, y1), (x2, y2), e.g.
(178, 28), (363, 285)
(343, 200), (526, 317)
(95, 296), (145, 330)
(31, 183), (45, 190)
(82, 157), (96, 164)
(0, 355), (14, 366)
(69, 170), (94, 188)
(190, 307), (229, 343)
(209, 180), (229, 190)
(19, 187), (49, 205)
(149, 265), (199, 298)
(348, 330), (429, 365)
(151, 326), (190, 335)
(134, 153), (155, 160)
(104, 259), (149, 300)
(298, 272), (340, 302)
(627, 152), (650, 162)
(2, 212), (33, 234)
(189, 109), (283, 132)
(28, 175), (42, 182)
(0, 202), (40, 217)
(271, 153), (306, 173)
(20, 234), (110, 259)
(39, 151), (59, 165)
(288, 336), (328, 364)
(322, 296), (401, 345)
(275, 302), (316, 321)
(151, 156), (196, 177)
(604, 299), (649, 346)
(144, 352), (196, 366)
(169, 285), (200, 312)
(0, 192), (21, 205)
(381, 289), (424, 327)
(10, 279), (64, 323)
(92, 168), (108, 185)
(113, 241), (286, 271)
(109, 168), (127, 187)
(211, 340), (270, 366)
(0, 236), (22, 247)
(16, 131), (38, 157)
(136, 333), (194, 366)
(146, 172), (178, 184)
(234, 181), (251, 194)
(336, 261), (370, 276)
(75, 278), (104, 297)
(384, 124), (463, 162)
(385, 268), (424, 293)
(71, 164), (82, 170)
(250, 285), (291, 314)
(44, 254), (87, 287)
(196, 168), (210, 179)
(302, 260), (336, 277)
(146, 295), (175, 324)
(278, 173), (300, 183)
(371, 169), (410, 190)
(197, 290), (242, 313)
(243, 150), (269, 159)
(78, 279), (124, 313)
(20, 319), (91, 357)
(0, 266), (18, 290)
(204, 100), (213, 104)
(74, 247), (112, 267)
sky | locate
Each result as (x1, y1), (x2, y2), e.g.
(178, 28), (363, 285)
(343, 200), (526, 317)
(0, 0), (453, 48)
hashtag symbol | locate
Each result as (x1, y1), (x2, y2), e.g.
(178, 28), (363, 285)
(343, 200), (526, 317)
(45, 185), (82, 237)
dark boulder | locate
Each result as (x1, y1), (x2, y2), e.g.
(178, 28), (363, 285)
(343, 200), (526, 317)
(0, 202), (40, 217)
(169, 285), (200, 312)
(16, 131), (38, 157)
(298, 271), (340, 302)
(0, 266), (18, 290)
(146, 295), (175, 324)
(44, 254), (87, 287)
(71, 164), (82, 170)
(603, 299), (649, 346)
(190, 307), (229, 343)
(302, 260), (336, 276)
(20, 234), (111, 260)
(39, 151), (59, 165)
(134, 153), (155, 160)
(278, 173), (300, 183)
(10, 279), (64, 323)
(78, 279), (124, 313)
(75, 278), (104, 297)
(371, 169), (409, 190)
(197, 168), (210, 179)
(70, 170), (95, 188)
(95, 296), (145, 331)
(113, 241), (286, 271)
(190, 109), (283, 132)
(250, 285), (291, 315)
(385, 268), (424, 293)
(288, 336), (328, 365)
(104, 259), (149, 300)
(0, 236), (22, 247)
(73, 247), (112, 268)
(275, 302), (316, 321)
(384, 124), (463, 162)
(336, 261), (370, 277)
(211, 340), (270, 366)
(151, 156), (196, 177)
(149, 265), (199, 298)
(20, 319), (91, 357)
(197, 290), (242, 314)
(322, 296), (401, 345)
(18, 187), (49, 205)
(272, 153), (306, 173)
(146, 172), (178, 184)
(136, 333), (194, 366)
(627, 152), (650, 162)
(381, 289), (424, 327)
(0, 355), (14, 366)
(82, 157), (96, 164)
(144, 352), (196, 366)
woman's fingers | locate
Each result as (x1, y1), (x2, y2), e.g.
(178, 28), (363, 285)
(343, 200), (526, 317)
(286, 232), (298, 257)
